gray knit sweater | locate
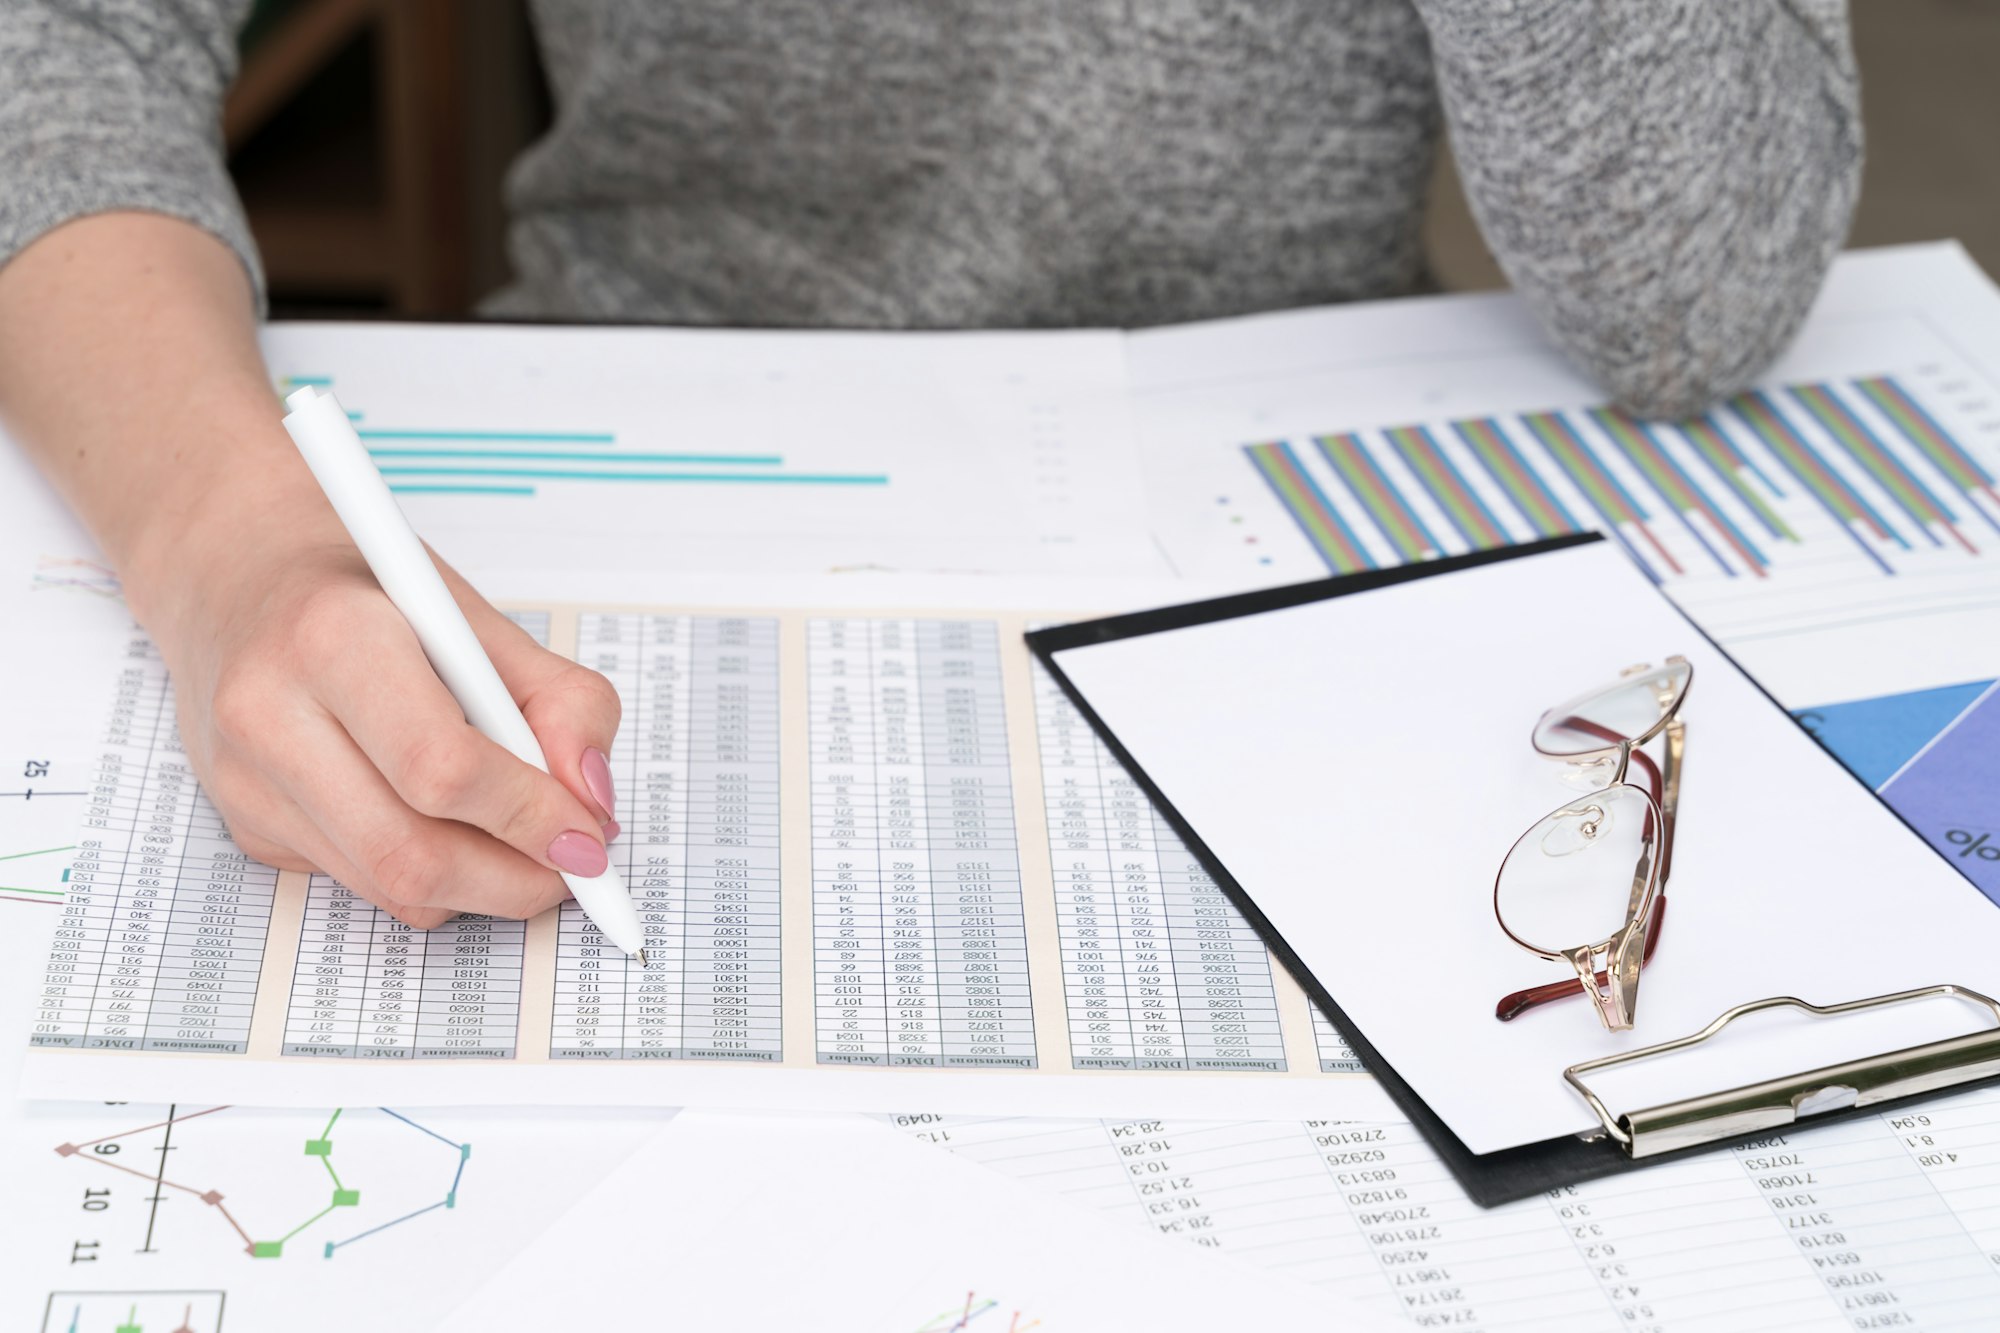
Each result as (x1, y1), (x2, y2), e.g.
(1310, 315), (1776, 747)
(0, 1), (1861, 417)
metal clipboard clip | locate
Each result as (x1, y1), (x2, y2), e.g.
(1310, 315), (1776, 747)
(1564, 985), (2000, 1159)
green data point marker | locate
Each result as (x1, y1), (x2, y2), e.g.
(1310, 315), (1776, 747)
(332, 1188), (360, 1206)
(304, 1139), (332, 1156)
(252, 1240), (285, 1258)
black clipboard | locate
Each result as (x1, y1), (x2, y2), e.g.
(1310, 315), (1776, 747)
(1027, 533), (2000, 1206)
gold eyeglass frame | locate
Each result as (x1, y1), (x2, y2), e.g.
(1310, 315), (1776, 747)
(1493, 657), (1691, 1032)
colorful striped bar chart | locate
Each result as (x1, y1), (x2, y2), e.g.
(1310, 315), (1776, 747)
(276, 374), (890, 497)
(1247, 375), (1999, 583)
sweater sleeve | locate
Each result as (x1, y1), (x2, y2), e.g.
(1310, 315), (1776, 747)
(0, 0), (262, 309)
(1412, 0), (1862, 419)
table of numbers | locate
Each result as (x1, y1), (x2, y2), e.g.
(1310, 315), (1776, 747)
(551, 614), (783, 1061)
(910, 1084), (2000, 1332)
(281, 877), (525, 1058)
(1032, 659), (1287, 1071)
(30, 637), (276, 1054)
(808, 618), (1037, 1068)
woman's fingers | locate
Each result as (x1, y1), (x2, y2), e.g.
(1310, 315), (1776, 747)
(176, 540), (625, 927)
(267, 708), (578, 921)
(316, 620), (613, 877)
(445, 559), (625, 832)
(201, 756), (458, 928)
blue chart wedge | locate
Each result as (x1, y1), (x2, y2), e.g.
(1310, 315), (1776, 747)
(1877, 683), (2000, 905)
(1795, 680), (1996, 789)
(1797, 680), (2000, 904)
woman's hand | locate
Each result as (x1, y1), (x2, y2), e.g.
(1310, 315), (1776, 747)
(131, 494), (622, 928)
(2, 214), (622, 929)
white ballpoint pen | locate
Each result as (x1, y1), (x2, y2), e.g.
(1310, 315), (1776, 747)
(281, 385), (648, 962)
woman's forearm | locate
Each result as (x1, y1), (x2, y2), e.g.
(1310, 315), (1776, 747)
(0, 211), (329, 613)
(0, 209), (621, 928)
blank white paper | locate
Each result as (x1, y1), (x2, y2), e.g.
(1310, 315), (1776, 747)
(1049, 540), (2000, 1155)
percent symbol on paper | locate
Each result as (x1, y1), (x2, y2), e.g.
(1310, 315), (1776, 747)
(1946, 829), (2000, 861)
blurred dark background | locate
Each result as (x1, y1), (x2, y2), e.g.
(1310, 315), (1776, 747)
(233, 0), (2000, 318)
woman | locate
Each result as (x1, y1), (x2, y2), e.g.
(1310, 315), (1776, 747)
(0, 0), (1861, 925)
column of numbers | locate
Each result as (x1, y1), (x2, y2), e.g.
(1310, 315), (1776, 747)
(1883, 1088), (2000, 1274)
(283, 877), (524, 1058)
(31, 639), (273, 1053)
(918, 621), (1034, 1067)
(552, 614), (781, 1060)
(681, 617), (781, 1058)
(1734, 1119), (2000, 1324)
(95, 745), (196, 1048)
(140, 788), (273, 1052)
(30, 651), (164, 1047)
(809, 619), (1035, 1067)
(808, 619), (885, 1062)
(1031, 659), (1285, 1071)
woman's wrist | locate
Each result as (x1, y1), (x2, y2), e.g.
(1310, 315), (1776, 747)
(117, 441), (346, 638)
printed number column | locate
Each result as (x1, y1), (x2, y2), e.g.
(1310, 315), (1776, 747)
(550, 613), (640, 1058)
(626, 616), (693, 1056)
(358, 914), (422, 1057)
(1320, 1120), (1613, 1328)
(1886, 1093), (2000, 1284)
(142, 787), (274, 1052)
(1101, 760), (1187, 1068)
(875, 620), (940, 1064)
(415, 914), (524, 1058)
(284, 878), (370, 1055)
(1160, 812), (1285, 1072)
(810, 619), (888, 1063)
(32, 647), (162, 1047)
(1736, 1117), (2000, 1324)
(919, 621), (1034, 1068)
(680, 617), (782, 1060)
(87, 693), (199, 1048)
(1032, 659), (1136, 1067)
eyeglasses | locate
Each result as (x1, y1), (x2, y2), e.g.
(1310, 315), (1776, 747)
(1492, 658), (1690, 1031)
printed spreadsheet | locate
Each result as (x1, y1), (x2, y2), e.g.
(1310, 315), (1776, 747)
(23, 603), (1376, 1118)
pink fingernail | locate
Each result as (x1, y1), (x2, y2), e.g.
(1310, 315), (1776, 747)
(548, 830), (609, 877)
(581, 746), (617, 820)
(602, 818), (622, 843)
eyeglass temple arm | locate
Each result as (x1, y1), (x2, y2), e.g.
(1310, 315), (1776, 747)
(1655, 718), (1684, 885)
(1495, 894), (1667, 1022)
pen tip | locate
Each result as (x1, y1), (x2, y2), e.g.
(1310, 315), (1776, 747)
(637, 948), (649, 967)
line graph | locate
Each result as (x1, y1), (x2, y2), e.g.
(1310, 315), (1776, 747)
(31, 556), (122, 598)
(911, 1292), (1042, 1333)
(53, 1106), (471, 1260)
(1, 844), (73, 906)
(3, 755), (82, 906)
